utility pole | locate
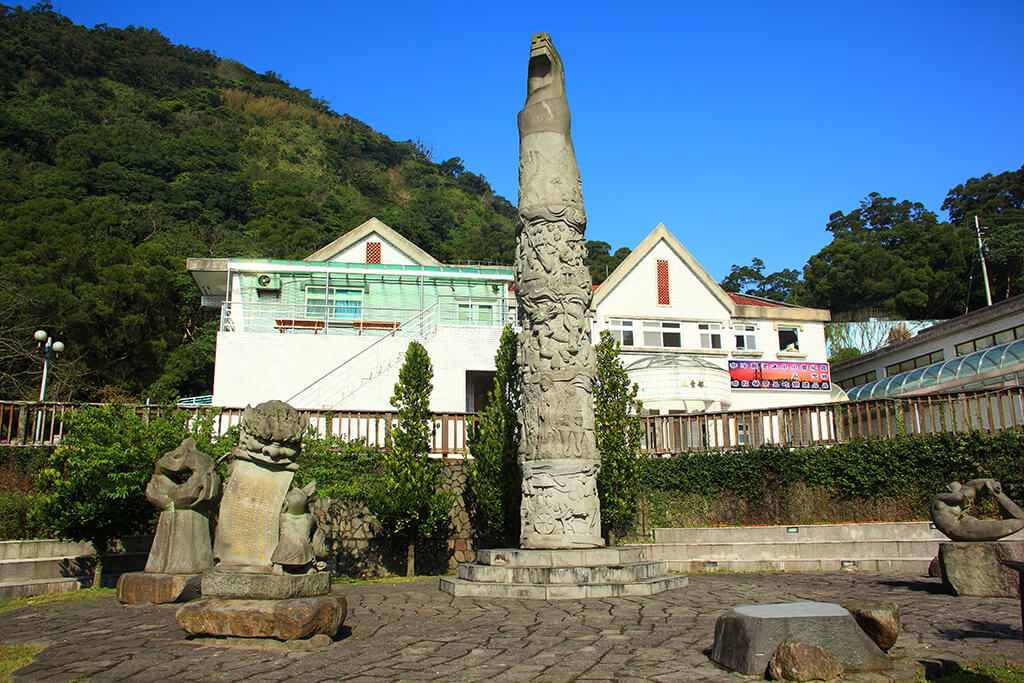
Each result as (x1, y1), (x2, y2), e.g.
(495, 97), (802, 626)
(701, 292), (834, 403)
(975, 215), (993, 307)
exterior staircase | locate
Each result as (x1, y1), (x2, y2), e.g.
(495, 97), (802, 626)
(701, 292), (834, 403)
(287, 303), (438, 409)
(634, 522), (951, 574)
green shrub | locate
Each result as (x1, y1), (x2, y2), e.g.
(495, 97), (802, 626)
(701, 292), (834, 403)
(640, 430), (1024, 517)
(34, 405), (190, 583)
(294, 433), (379, 500)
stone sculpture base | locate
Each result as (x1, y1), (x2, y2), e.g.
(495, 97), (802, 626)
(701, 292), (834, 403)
(176, 593), (346, 641)
(202, 570), (331, 600)
(711, 602), (892, 676)
(939, 541), (1024, 597)
(117, 572), (202, 604)
(439, 546), (687, 599)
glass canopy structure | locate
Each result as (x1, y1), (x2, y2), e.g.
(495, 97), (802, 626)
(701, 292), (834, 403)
(846, 339), (1024, 401)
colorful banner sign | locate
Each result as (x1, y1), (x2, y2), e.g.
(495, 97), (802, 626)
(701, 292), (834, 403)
(728, 360), (831, 391)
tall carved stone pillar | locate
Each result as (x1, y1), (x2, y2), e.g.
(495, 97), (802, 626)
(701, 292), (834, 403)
(515, 33), (602, 549)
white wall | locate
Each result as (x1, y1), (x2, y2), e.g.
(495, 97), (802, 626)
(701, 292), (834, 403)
(596, 239), (731, 327)
(212, 325), (503, 412)
(327, 232), (418, 266)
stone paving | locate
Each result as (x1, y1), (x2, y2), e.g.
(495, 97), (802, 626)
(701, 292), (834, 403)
(2, 572), (1023, 681)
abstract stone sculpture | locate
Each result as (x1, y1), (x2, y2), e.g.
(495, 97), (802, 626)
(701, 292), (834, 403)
(515, 31), (601, 549)
(177, 401), (344, 641)
(117, 437), (220, 604)
(931, 478), (1024, 541)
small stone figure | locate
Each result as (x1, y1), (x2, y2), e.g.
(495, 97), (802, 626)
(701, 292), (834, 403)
(931, 478), (1024, 541)
(272, 481), (318, 574)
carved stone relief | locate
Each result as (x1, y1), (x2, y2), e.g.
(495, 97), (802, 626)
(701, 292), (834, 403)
(515, 33), (602, 549)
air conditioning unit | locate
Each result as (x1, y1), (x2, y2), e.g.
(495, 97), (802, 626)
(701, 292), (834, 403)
(255, 273), (281, 290)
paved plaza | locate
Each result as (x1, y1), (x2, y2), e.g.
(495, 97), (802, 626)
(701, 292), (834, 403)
(2, 572), (1023, 681)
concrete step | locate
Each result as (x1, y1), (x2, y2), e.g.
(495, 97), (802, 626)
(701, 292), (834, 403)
(459, 560), (670, 585)
(474, 546), (646, 568)
(439, 574), (689, 599)
(0, 555), (94, 582)
(0, 577), (89, 602)
(642, 539), (938, 562)
(662, 558), (932, 574)
(652, 522), (947, 544)
(0, 539), (94, 561)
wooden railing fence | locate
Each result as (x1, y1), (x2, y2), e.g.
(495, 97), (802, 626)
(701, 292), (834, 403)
(2, 386), (1022, 454)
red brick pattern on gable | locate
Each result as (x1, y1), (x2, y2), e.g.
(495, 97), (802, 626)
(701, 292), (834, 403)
(366, 242), (382, 264)
(656, 259), (670, 305)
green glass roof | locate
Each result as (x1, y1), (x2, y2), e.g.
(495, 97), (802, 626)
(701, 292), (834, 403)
(847, 339), (1024, 401)
(229, 258), (513, 277)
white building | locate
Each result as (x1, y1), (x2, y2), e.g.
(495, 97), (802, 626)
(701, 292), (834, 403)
(189, 220), (836, 415)
(833, 294), (1024, 400)
(188, 218), (513, 412)
(591, 224), (835, 414)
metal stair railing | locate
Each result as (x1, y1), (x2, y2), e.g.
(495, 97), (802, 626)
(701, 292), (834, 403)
(286, 301), (438, 409)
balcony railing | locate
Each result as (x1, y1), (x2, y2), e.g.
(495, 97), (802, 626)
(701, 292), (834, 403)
(4, 386), (1023, 452)
(219, 295), (515, 336)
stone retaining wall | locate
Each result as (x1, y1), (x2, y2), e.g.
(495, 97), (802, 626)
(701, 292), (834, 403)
(314, 461), (475, 576)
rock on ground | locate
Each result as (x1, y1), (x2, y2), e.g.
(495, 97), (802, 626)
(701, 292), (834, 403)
(767, 640), (843, 682)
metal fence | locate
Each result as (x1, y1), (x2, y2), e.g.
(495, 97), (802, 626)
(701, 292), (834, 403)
(3, 385), (1023, 454)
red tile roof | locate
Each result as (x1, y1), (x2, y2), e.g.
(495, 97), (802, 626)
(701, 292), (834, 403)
(727, 292), (781, 307)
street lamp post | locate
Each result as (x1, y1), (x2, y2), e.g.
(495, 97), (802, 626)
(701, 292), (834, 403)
(33, 330), (65, 443)
(34, 329), (65, 402)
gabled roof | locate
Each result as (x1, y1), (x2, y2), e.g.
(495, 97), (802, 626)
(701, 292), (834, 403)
(593, 223), (736, 313)
(304, 217), (443, 266)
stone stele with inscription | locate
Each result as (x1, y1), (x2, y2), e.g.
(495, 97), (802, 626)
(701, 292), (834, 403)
(178, 400), (345, 641)
(213, 401), (303, 573)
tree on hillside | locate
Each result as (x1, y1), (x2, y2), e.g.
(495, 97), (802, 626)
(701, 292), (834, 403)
(368, 341), (452, 576)
(594, 330), (644, 545)
(942, 165), (1024, 304)
(586, 241), (631, 284)
(719, 258), (800, 302)
(465, 325), (521, 548)
(798, 193), (971, 319)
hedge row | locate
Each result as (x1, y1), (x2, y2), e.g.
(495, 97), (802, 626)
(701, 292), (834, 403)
(639, 430), (1024, 503)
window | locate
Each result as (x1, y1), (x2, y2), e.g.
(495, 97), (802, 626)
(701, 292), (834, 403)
(455, 301), (496, 325)
(608, 319), (635, 347)
(955, 326), (1024, 356)
(778, 326), (800, 352)
(734, 323), (757, 351)
(642, 320), (681, 348)
(698, 322), (722, 350)
(365, 242), (382, 264)
(656, 260), (670, 305)
(885, 349), (945, 376)
(305, 287), (362, 319)
(839, 369), (876, 391)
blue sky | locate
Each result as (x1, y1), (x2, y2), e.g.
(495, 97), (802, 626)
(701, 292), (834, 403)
(56, 1), (1024, 280)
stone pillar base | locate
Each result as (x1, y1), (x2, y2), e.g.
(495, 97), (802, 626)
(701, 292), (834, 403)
(176, 593), (346, 641)
(939, 541), (1024, 597)
(116, 572), (201, 604)
(711, 602), (891, 675)
(439, 546), (687, 599)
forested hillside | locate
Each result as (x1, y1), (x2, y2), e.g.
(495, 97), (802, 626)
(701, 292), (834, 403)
(0, 5), (522, 402)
